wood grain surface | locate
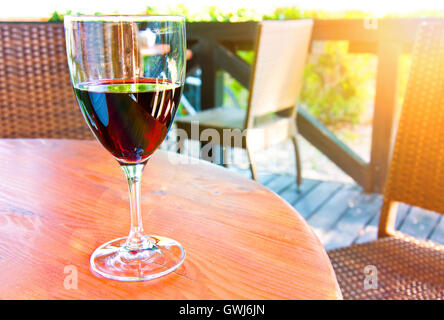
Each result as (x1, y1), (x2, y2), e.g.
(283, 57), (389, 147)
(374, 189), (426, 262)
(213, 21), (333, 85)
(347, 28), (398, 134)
(0, 139), (341, 299)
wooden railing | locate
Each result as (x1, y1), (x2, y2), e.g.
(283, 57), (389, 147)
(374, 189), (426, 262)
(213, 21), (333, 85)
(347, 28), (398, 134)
(186, 19), (437, 193)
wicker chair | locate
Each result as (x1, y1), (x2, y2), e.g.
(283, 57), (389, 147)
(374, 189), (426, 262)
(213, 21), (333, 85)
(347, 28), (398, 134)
(0, 22), (91, 139)
(176, 20), (313, 185)
(328, 21), (444, 300)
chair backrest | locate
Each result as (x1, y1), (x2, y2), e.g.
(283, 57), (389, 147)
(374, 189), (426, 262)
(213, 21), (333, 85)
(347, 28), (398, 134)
(0, 22), (91, 139)
(379, 21), (444, 236)
(245, 20), (313, 128)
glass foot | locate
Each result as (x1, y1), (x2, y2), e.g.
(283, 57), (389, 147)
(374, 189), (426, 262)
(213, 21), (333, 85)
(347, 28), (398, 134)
(90, 235), (185, 281)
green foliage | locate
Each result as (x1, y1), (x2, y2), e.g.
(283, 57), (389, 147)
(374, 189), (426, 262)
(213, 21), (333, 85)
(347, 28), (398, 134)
(301, 42), (375, 127)
(47, 10), (101, 22)
(48, 11), (66, 22)
(263, 8), (376, 127)
(146, 5), (262, 22)
(263, 7), (303, 20)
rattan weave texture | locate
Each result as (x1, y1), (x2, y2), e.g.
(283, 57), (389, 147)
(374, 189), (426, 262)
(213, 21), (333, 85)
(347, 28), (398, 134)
(0, 23), (91, 139)
(384, 21), (444, 214)
(329, 235), (444, 300)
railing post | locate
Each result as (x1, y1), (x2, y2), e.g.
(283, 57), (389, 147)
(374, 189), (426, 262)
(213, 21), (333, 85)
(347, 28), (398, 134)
(199, 39), (224, 110)
(369, 41), (403, 193)
(197, 39), (224, 163)
(215, 70), (224, 107)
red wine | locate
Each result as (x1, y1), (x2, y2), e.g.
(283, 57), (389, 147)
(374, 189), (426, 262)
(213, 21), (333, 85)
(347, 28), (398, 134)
(74, 78), (182, 164)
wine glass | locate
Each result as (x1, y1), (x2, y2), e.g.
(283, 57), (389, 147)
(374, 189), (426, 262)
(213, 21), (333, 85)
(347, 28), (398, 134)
(64, 15), (186, 281)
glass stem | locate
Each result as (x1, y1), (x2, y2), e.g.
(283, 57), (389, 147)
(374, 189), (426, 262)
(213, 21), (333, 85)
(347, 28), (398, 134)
(121, 163), (153, 250)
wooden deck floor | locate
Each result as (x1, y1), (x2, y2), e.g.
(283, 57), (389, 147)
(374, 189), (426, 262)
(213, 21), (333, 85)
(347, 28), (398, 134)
(160, 138), (444, 250)
(255, 173), (444, 250)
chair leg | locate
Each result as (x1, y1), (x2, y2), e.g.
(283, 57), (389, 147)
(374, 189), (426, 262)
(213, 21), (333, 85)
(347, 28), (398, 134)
(221, 145), (229, 168)
(215, 144), (226, 167)
(200, 141), (212, 162)
(201, 141), (224, 165)
(291, 136), (302, 188)
(378, 200), (398, 238)
(246, 146), (259, 181)
(176, 133), (185, 154)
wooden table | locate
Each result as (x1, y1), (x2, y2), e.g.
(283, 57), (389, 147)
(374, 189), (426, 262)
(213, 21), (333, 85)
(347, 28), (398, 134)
(0, 139), (342, 299)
